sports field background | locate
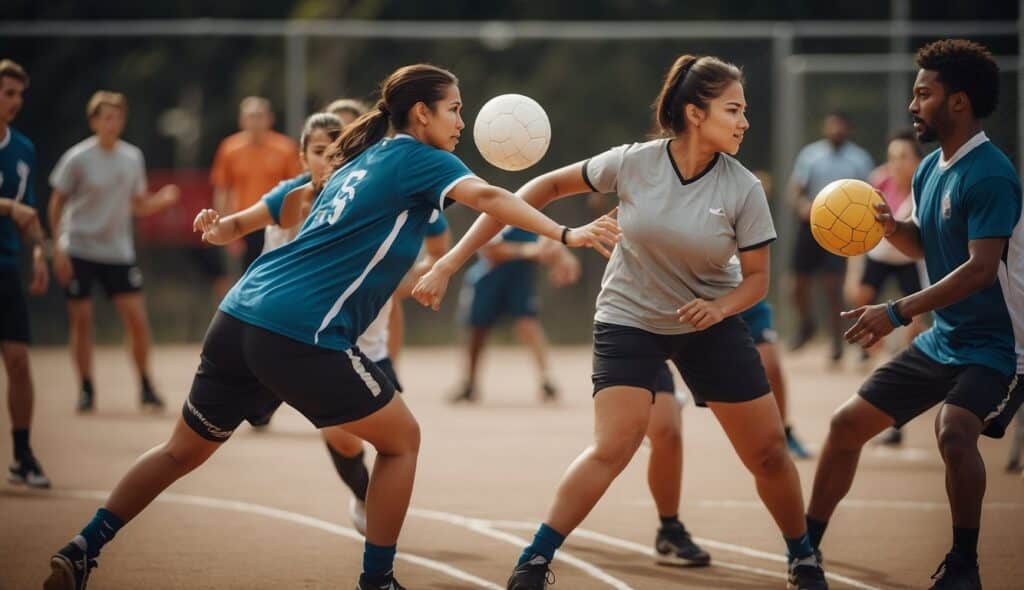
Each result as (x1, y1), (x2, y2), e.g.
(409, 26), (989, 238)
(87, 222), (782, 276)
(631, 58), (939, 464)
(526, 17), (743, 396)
(2, 342), (1022, 589)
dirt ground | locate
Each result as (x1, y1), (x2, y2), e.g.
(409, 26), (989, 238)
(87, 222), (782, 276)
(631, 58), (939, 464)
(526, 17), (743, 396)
(2, 343), (1022, 589)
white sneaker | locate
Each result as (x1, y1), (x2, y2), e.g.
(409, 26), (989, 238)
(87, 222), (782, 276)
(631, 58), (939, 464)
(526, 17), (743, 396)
(349, 497), (367, 536)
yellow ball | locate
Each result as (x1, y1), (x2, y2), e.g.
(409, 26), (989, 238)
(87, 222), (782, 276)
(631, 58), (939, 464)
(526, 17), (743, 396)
(809, 179), (886, 257)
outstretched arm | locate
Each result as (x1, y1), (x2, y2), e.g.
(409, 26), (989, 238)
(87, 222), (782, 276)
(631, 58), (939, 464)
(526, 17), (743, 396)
(132, 185), (181, 217)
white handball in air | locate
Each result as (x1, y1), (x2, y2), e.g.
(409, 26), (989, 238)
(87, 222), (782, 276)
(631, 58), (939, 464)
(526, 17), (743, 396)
(473, 94), (551, 171)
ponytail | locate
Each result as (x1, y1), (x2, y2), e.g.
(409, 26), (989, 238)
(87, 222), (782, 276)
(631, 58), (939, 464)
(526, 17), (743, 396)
(653, 54), (743, 136)
(325, 102), (391, 169)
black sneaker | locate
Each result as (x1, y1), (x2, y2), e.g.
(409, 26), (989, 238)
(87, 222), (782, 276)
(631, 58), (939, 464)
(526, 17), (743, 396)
(76, 387), (94, 413)
(928, 552), (981, 590)
(8, 453), (51, 488)
(140, 385), (165, 411)
(507, 554), (555, 590)
(449, 385), (477, 404)
(655, 521), (710, 566)
(787, 554), (828, 590)
(44, 542), (97, 590)
(355, 571), (406, 590)
(541, 382), (558, 403)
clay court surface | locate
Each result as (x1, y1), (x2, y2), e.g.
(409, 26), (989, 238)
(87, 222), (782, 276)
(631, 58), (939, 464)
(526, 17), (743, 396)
(2, 343), (1022, 589)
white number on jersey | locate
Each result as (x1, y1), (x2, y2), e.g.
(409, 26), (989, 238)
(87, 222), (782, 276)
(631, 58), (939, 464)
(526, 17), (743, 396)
(0, 160), (30, 202)
(325, 169), (367, 225)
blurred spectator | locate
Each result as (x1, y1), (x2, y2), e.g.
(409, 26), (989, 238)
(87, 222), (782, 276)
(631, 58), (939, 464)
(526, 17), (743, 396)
(788, 112), (874, 365)
(210, 96), (300, 270)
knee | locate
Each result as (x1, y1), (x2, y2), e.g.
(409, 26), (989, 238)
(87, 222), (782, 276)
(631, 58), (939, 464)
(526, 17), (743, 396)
(746, 435), (789, 478)
(828, 408), (868, 449)
(646, 422), (681, 452)
(593, 426), (647, 471)
(379, 417), (421, 457)
(937, 425), (975, 465)
(162, 443), (208, 474)
(3, 349), (30, 382)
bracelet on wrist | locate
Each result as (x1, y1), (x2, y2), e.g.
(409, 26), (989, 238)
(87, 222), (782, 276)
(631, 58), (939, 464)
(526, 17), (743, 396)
(560, 225), (570, 245)
(886, 299), (912, 327)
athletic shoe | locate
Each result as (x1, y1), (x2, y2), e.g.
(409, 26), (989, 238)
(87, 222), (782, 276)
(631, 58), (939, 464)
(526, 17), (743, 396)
(8, 454), (51, 488)
(44, 542), (97, 590)
(355, 571), (406, 590)
(786, 428), (813, 460)
(876, 427), (903, 446)
(541, 382), (558, 403)
(349, 497), (367, 536)
(928, 552), (981, 590)
(76, 387), (94, 413)
(507, 554), (555, 590)
(787, 554), (828, 590)
(655, 521), (711, 566)
(449, 385), (477, 404)
(140, 386), (165, 411)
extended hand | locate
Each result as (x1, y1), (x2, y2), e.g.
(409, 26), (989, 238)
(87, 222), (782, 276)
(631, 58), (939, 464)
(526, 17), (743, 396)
(841, 304), (895, 348)
(29, 250), (49, 295)
(564, 207), (620, 258)
(411, 264), (452, 311)
(53, 249), (73, 287)
(872, 195), (897, 237)
(193, 208), (223, 244)
(677, 298), (725, 331)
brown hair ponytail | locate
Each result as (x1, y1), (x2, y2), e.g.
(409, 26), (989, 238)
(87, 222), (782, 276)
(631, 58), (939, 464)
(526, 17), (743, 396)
(325, 64), (458, 170)
(653, 54), (743, 136)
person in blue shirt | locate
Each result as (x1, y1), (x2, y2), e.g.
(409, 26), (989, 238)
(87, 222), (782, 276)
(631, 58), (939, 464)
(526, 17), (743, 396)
(449, 225), (580, 403)
(0, 59), (50, 490)
(806, 40), (1021, 590)
(44, 64), (618, 590)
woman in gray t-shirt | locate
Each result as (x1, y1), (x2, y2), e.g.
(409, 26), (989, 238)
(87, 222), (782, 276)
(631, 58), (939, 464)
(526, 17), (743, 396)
(414, 55), (828, 589)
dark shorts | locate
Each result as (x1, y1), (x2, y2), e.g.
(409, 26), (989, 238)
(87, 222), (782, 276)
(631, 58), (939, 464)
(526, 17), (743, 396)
(374, 357), (404, 393)
(653, 363), (675, 395)
(66, 257), (143, 300)
(860, 258), (922, 297)
(792, 222), (847, 275)
(859, 345), (1018, 435)
(983, 374), (1024, 438)
(0, 267), (30, 343)
(191, 246), (228, 279)
(738, 301), (777, 345)
(183, 312), (396, 442)
(463, 264), (538, 327)
(592, 317), (771, 403)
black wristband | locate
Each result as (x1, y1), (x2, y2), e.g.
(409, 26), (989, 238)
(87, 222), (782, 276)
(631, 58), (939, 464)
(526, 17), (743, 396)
(886, 299), (912, 327)
(560, 225), (570, 244)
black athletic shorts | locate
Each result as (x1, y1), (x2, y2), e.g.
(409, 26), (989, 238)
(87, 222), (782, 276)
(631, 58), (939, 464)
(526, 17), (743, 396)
(792, 222), (846, 275)
(183, 312), (396, 442)
(860, 258), (921, 296)
(66, 257), (143, 300)
(653, 363), (675, 395)
(242, 232), (265, 271)
(983, 374), (1024, 439)
(0, 267), (30, 343)
(859, 345), (1018, 435)
(592, 317), (771, 403)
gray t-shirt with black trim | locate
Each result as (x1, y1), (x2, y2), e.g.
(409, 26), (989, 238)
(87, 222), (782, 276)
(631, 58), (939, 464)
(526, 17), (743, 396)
(584, 138), (776, 334)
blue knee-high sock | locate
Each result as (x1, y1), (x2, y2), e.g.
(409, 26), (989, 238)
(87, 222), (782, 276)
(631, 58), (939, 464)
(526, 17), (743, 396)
(784, 533), (815, 561)
(517, 523), (565, 566)
(363, 541), (397, 577)
(74, 508), (124, 558)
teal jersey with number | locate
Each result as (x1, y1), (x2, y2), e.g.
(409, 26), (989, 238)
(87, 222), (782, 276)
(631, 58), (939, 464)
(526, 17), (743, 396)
(0, 127), (37, 269)
(220, 135), (475, 350)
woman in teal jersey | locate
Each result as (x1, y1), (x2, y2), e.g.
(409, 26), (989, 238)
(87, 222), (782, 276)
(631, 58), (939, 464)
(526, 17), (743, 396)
(44, 64), (618, 590)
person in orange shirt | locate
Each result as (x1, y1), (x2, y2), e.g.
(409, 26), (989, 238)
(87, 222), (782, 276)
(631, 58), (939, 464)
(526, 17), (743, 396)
(210, 96), (301, 269)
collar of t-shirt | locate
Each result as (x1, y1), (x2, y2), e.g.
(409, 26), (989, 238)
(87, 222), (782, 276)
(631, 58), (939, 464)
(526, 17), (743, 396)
(391, 133), (415, 142)
(938, 131), (989, 171)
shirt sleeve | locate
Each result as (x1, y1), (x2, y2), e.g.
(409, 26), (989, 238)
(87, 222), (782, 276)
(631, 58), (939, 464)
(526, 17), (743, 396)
(425, 210), (449, 236)
(735, 181), (778, 251)
(402, 147), (476, 210)
(49, 148), (77, 195)
(582, 144), (628, 193)
(501, 227), (538, 243)
(261, 174), (311, 224)
(964, 177), (1022, 240)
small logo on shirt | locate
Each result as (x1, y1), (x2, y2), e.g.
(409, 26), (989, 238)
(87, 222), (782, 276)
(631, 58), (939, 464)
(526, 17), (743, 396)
(709, 207), (726, 217)
(941, 193), (952, 220)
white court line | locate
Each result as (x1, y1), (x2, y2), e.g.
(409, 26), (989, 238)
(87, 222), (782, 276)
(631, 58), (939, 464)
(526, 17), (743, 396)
(488, 520), (882, 590)
(409, 508), (634, 590)
(49, 490), (502, 590)
(624, 498), (1024, 512)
